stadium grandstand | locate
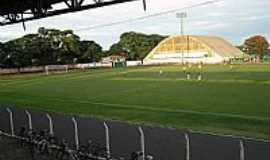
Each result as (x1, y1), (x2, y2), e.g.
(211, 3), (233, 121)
(144, 35), (246, 64)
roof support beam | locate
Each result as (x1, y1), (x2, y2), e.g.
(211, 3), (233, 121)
(0, 0), (140, 26)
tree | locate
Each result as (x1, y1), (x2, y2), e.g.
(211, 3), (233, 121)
(37, 28), (81, 64)
(28, 36), (57, 65)
(0, 43), (6, 68)
(108, 32), (166, 60)
(58, 33), (81, 64)
(78, 41), (103, 63)
(244, 35), (269, 61)
(3, 40), (34, 69)
(108, 43), (125, 55)
(1, 28), (166, 68)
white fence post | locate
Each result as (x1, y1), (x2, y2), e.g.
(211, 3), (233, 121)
(25, 110), (33, 130)
(65, 65), (68, 73)
(138, 126), (145, 160)
(6, 108), (14, 136)
(46, 113), (54, 136)
(185, 133), (190, 160)
(103, 122), (111, 158)
(72, 117), (79, 150)
(45, 66), (49, 75)
(240, 140), (245, 160)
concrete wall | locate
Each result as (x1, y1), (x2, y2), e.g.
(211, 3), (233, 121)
(126, 61), (142, 67)
(0, 67), (45, 75)
(0, 63), (113, 75)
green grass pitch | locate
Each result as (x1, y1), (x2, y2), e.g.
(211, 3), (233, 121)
(0, 64), (270, 139)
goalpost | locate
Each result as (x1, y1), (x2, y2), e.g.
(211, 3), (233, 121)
(45, 65), (69, 75)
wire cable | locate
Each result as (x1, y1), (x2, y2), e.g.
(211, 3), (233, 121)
(74, 0), (223, 32)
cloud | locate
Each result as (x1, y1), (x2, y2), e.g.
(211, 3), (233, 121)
(206, 12), (248, 17)
(0, 35), (18, 42)
(0, 0), (269, 47)
(189, 20), (230, 30)
(210, 0), (226, 7)
(239, 15), (270, 21)
(0, 36), (10, 42)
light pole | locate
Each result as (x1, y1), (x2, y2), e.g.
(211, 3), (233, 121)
(176, 12), (187, 64)
(176, 12), (187, 36)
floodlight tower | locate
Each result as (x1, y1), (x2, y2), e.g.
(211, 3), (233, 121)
(176, 12), (187, 64)
(176, 12), (187, 36)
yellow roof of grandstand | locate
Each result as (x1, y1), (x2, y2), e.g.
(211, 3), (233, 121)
(145, 35), (245, 59)
(191, 35), (243, 57)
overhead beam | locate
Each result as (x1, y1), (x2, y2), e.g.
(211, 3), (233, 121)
(0, 0), (140, 26)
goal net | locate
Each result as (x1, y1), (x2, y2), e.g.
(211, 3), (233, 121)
(45, 65), (69, 75)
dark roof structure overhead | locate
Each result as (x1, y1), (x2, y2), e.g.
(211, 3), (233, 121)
(0, 0), (145, 26)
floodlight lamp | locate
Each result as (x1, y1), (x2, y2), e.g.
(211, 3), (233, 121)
(176, 12), (187, 18)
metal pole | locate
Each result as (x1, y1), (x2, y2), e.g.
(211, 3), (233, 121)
(181, 16), (184, 36)
(74, 0), (79, 7)
(142, 0), (147, 11)
(72, 117), (79, 150)
(25, 110), (33, 130)
(240, 140), (245, 160)
(104, 122), (111, 158)
(46, 113), (54, 136)
(182, 37), (184, 65)
(176, 12), (187, 36)
(138, 127), (145, 160)
(185, 133), (190, 160)
(176, 12), (187, 65)
(187, 35), (190, 56)
(6, 108), (14, 136)
(181, 16), (184, 64)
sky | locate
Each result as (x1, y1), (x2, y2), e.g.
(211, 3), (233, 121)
(0, 0), (269, 49)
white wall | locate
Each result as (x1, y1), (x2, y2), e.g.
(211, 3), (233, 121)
(143, 56), (224, 65)
(126, 61), (142, 67)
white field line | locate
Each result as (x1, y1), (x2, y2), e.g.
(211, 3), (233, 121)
(75, 101), (270, 121)
(0, 67), (156, 86)
(110, 77), (270, 85)
(0, 70), (118, 87)
(0, 68), (147, 88)
(12, 95), (270, 121)
(0, 72), (82, 83)
(1, 68), (270, 121)
(0, 71), (106, 86)
(7, 96), (270, 143)
(2, 67), (270, 87)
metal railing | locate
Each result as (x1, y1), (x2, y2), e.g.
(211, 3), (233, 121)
(0, 107), (158, 160)
(0, 107), (251, 160)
